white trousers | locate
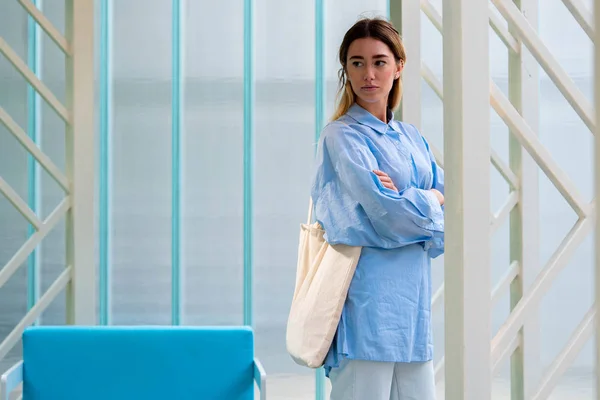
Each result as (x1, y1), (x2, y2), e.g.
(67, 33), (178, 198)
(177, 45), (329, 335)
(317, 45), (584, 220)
(328, 359), (437, 400)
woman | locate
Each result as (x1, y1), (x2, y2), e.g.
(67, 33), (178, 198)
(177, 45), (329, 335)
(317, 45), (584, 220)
(310, 17), (445, 399)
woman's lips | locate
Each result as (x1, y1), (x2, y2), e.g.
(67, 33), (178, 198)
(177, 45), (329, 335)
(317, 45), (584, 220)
(361, 85), (378, 91)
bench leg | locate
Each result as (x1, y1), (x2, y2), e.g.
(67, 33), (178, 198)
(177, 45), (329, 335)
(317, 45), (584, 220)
(0, 361), (23, 400)
(253, 358), (266, 400)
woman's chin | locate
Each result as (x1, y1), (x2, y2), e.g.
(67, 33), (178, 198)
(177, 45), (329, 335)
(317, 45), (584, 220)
(357, 95), (385, 105)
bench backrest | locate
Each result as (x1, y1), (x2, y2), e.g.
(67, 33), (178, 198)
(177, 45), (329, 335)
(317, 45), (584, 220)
(22, 326), (255, 400)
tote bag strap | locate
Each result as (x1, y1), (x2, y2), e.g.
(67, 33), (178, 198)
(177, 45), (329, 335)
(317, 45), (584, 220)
(306, 197), (314, 225)
(307, 120), (344, 226)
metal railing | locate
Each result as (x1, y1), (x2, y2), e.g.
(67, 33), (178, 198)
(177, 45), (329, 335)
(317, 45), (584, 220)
(393, 0), (598, 398)
(0, 0), (96, 363)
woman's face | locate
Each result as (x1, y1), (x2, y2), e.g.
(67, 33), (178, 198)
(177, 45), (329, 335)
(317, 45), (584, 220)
(345, 37), (402, 107)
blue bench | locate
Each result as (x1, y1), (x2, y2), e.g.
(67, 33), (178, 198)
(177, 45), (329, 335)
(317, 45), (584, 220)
(1, 325), (266, 400)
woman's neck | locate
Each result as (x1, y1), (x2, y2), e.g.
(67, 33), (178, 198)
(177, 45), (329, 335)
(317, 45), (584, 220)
(356, 98), (388, 123)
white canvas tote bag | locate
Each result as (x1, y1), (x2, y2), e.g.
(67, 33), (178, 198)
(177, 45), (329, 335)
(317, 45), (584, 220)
(286, 198), (362, 368)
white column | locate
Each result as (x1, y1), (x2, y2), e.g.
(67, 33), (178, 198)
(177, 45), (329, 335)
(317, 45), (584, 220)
(595, 1), (600, 398)
(508, 1), (541, 398)
(391, 0), (421, 127)
(442, 0), (491, 399)
(65, 0), (97, 325)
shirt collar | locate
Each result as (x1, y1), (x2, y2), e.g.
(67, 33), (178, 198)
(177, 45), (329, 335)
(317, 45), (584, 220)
(346, 103), (395, 134)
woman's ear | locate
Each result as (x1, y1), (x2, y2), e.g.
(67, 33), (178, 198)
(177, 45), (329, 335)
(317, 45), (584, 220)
(396, 60), (404, 79)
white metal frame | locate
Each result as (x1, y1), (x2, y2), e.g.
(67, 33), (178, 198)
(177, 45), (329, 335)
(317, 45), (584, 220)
(507, 1), (541, 397)
(0, 0), (96, 364)
(393, 0), (421, 126)
(596, 2), (600, 399)
(490, 0), (596, 395)
(442, 1), (492, 399)
(395, 0), (596, 398)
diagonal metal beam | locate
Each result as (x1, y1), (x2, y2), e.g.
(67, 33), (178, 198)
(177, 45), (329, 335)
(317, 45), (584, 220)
(491, 191), (519, 234)
(421, 0), (519, 54)
(0, 177), (42, 230)
(421, 0), (442, 32)
(491, 211), (594, 367)
(491, 0), (595, 133)
(421, 62), (443, 99)
(433, 260), (519, 313)
(531, 304), (596, 400)
(490, 82), (589, 218)
(491, 261), (520, 305)
(434, 260), (520, 381)
(17, 0), (71, 55)
(559, 0), (594, 43)
(492, 331), (521, 374)
(427, 0), (595, 132)
(489, 7), (520, 53)
(491, 149), (520, 190)
(422, 65), (520, 190)
(425, 0), (594, 132)
(0, 198), (70, 288)
(0, 107), (69, 192)
(0, 265), (72, 360)
(0, 38), (70, 124)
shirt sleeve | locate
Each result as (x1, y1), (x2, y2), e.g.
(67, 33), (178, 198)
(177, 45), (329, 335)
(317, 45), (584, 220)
(420, 134), (445, 258)
(312, 122), (444, 250)
(422, 134), (444, 195)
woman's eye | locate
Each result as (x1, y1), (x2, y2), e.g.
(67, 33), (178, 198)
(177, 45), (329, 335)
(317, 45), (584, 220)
(375, 61), (386, 66)
(352, 61), (363, 67)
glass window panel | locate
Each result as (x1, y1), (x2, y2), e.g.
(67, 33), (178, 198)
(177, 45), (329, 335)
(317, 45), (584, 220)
(253, 0), (316, 391)
(110, 1), (173, 325)
(182, 0), (244, 326)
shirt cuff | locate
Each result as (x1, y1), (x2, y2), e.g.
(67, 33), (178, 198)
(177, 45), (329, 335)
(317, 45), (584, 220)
(422, 189), (444, 231)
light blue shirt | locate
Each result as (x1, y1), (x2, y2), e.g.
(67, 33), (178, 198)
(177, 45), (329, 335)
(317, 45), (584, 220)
(310, 103), (445, 376)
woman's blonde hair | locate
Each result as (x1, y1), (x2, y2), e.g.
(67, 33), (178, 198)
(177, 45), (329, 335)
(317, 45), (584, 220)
(331, 17), (406, 121)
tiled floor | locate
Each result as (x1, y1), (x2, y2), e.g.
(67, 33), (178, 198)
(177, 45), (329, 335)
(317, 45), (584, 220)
(262, 373), (594, 399)
(8, 374), (594, 399)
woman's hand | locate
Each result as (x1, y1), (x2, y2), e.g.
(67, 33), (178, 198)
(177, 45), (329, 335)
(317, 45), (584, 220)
(373, 170), (398, 192)
(374, 169), (444, 206)
(430, 188), (444, 205)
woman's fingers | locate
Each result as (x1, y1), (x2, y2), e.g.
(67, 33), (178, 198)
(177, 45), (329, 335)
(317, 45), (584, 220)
(373, 170), (397, 191)
(373, 170), (390, 180)
(381, 180), (396, 190)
